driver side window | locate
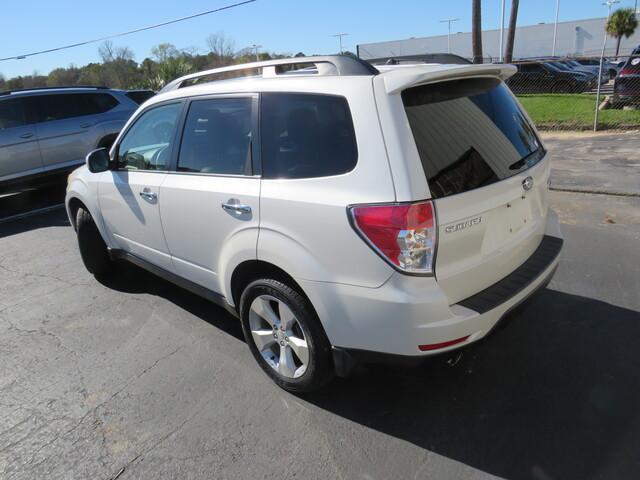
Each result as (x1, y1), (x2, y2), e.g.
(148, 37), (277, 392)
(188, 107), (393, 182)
(117, 103), (181, 171)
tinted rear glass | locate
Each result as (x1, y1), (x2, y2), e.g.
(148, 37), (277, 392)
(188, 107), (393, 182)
(126, 90), (155, 105)
(261, 93), (357, 179)
(402, 78), (543, 199)
(0, 99), (28, 129)
(36, 92), (118, 121)
(77, 93), (119, 115)
(37, 94), (79, 122)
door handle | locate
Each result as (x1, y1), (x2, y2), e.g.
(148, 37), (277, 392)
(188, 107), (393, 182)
(222, 200), (251, 215)
(19, 132), (34, 139)
(139, 189), (157, 201)
(80, 122), (93, 128)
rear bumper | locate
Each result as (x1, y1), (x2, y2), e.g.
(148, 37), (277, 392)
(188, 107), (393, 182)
(332, 261), (558, 375)
(301, 209), (563, 373)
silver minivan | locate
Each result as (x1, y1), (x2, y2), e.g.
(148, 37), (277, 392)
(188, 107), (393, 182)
(0, 86), (151, 191)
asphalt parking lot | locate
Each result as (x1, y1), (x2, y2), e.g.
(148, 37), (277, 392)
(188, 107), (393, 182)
(1, 134), (639, 480)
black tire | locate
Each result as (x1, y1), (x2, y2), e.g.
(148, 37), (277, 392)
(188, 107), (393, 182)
(76, 207), (112, 275)
(239, 279), (334, 392)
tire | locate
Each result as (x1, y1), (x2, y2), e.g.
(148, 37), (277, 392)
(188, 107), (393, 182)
(76, 207), (112, 275)
(239, 279), (334, 392)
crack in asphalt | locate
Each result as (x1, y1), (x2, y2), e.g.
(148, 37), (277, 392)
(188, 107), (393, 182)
(106, 409), (199, 480)
(0, 258), (91, 288)
(3, 346), (184, 479)
(550, 186), (640, 198)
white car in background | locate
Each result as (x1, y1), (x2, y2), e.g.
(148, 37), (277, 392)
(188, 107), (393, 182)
(66, 56), (563, 392)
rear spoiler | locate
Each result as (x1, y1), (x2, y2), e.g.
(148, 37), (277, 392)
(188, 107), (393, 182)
(380, 63), (517, 94)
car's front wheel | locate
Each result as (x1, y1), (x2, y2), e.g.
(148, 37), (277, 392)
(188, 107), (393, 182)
(239, 279), (334, 392)
(76, 206), (112, 275)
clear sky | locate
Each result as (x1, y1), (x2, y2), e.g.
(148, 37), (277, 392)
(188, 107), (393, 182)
(1, 0), (638, 78)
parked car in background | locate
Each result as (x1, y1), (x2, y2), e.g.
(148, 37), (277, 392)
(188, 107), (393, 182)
(506, 61), (594, 94)
(613, 51), (640, 106)
(0, 86), (143, 192)
(573, 57), (621, 80)
(545, 61), (599, 84)
(66, 56), (563, 392)
(558, 59), (608, 84)
(367, 53), (472, 66)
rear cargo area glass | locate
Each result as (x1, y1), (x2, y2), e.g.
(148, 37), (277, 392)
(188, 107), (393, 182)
(402, 78), (544, 199)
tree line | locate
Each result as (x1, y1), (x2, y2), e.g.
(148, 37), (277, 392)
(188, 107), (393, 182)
(0, 33), (307, 92)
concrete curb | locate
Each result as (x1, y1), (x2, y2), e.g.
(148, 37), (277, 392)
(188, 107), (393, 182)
(550, 187), (640, 198)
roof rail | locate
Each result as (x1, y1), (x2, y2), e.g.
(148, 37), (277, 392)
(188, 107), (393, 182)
(160, 55), (378, 93)
(0, 85), (109, 97)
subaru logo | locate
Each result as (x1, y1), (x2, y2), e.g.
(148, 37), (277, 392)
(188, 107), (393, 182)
(522, 176), (534, 191)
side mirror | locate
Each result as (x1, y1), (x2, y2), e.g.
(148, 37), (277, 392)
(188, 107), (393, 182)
(86, 148), (110, 173)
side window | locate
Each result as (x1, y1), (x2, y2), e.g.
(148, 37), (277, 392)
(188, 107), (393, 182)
(0, 99), (27, 130)
(77, 93), (120, 115)
(117, 103), (181, 171)
(37, 94), (80, 122)
(177, 97), (253, 175)
(261, 93), (357, 179)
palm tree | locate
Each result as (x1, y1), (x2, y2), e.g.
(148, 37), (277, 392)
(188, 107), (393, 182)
(606, 8), (638, 57)
(472, 0), (483, 64)
(504, 0), (519, 63)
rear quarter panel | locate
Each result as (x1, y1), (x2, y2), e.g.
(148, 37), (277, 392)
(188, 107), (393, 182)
(257, 77), (397, 288)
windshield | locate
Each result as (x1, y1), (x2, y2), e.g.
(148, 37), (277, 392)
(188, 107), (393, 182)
(544, 62), (563, 72)
(552, 62), (571, 71)
(402, 77), (544, 199)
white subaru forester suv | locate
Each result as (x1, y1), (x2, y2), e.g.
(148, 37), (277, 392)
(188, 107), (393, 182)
(66, 56), (563, 392)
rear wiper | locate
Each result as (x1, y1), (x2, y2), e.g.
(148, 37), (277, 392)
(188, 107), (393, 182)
(508, 158), (526, 170)
(508, 149), (540, 170)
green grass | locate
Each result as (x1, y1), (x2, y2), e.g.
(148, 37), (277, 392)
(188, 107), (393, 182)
(517, 94), (640, 130)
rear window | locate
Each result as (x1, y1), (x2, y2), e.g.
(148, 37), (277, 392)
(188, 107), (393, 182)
(261, 93), (358, 179)
(402, 78), (543, 199)
(77, 93), (119, 115)
(0, 99), (28, 129)
(36, 92), (118, 122)
(126, 90), (155, 105)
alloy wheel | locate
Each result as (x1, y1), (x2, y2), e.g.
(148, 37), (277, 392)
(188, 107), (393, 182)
(248, 295), (310, 379)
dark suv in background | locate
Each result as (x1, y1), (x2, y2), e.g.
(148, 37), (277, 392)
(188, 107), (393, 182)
(506, 61), (594, 94)
(613, 47), (640, 106)
(0, 86), (153, 191)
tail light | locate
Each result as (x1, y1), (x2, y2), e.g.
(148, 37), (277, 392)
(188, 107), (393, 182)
(619, 68), (639, 76)
(348, 200), (437, 275)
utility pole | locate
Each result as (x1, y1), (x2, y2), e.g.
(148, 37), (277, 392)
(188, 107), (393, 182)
(500, 0), (506, 62)
(251, 44), (262, 62)
(552, 0), (561, 57)
(594, 0), (620, 131)
(332, 33), (349, 55)
(439, 18), (460, 54)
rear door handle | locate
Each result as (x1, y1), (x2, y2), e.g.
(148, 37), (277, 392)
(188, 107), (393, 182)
(80, 122), (93, 128)
(222, 200), (251, 215)
(19, 132), (34, 139)
(139, 188), (157, 201)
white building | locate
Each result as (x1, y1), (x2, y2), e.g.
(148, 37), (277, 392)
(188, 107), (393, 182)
(357, 17), (640, 61)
